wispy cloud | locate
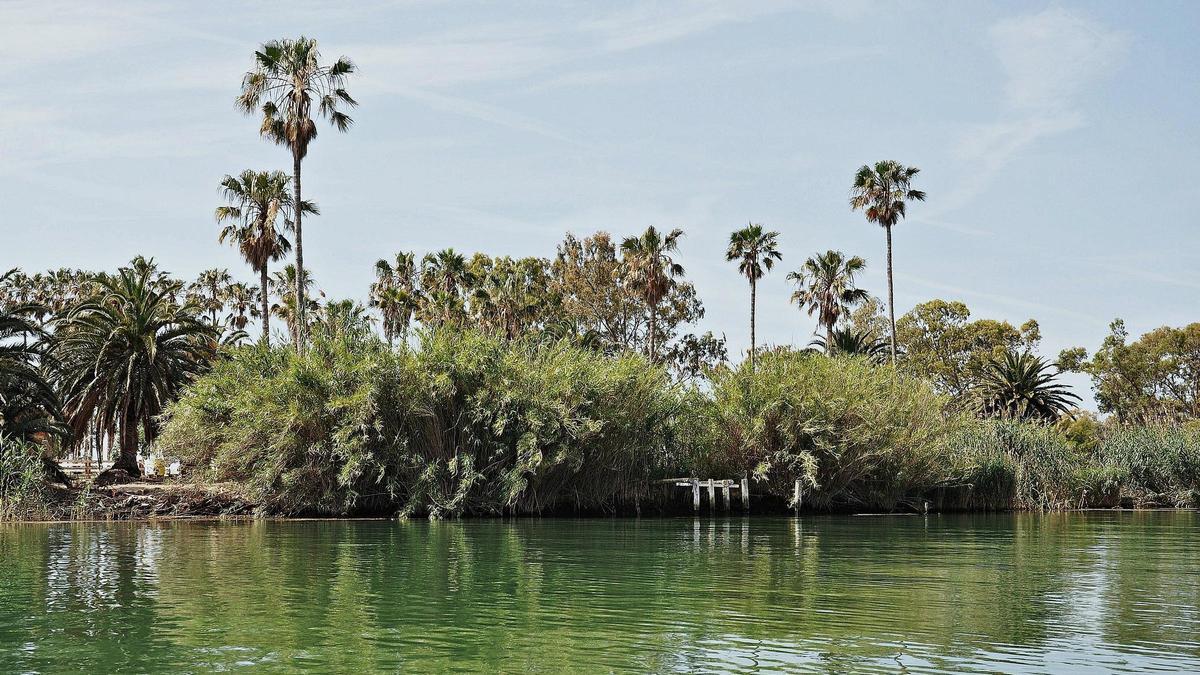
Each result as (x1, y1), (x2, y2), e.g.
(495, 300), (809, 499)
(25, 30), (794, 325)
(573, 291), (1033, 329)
(934, 7), (1127, 216)
(897, 271), (1105, 325)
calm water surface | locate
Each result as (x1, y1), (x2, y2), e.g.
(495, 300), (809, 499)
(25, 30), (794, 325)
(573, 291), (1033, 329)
(1, 513), (1198, 673)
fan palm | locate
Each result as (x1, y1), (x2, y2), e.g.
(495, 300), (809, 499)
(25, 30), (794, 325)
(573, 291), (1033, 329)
(977, 351), (1080, 423)
(237, 37), (356, 351)
(56, 266), (217, 478)
(788, 250), (869, 347)
(224, 282), (259, 332)
(725, 223), (782, 371)
(849, 160), (926, 363)
(621, 227), (685, 362)
(216, 169), (315, 345)
(270, 264), (321, 346)
(809, 327), (890, 364)
(190, 268), (233, 327)
(420, 249), (471, 327)
(371, 253), (417, 346)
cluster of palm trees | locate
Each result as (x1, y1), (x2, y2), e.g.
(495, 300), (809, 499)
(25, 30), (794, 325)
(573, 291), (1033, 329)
(220, 37), (356, 351)
(0, 260), (218, 477)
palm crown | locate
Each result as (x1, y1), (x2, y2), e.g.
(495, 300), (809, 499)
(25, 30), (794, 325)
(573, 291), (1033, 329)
(788, 250), (869, 345)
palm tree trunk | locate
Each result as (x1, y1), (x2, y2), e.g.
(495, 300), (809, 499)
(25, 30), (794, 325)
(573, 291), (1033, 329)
(886, 224), (897, 364)
(111, 408), (141, 477)
(292, 150), (307, 352)
(750, 275), (757, 372)
(827, 323), (834, 352)
(649, 301), (658, 362)
(259, 266), (271, 345)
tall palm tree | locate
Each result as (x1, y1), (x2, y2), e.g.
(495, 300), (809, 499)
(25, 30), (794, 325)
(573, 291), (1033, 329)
(725, 224), (781, 371)
(190, 268), (233, 327)
(420, 249), (470, 327)
(224, 282), (259, 332)
(216, 169), (314, 345)
(270, 264), (321, 347)
(237, 37), (356, 351)
(977, 351), (1080, 423)
(621, 227), (685, 362)
(56, 266), (217, 478)
(849, 160), (926, 364)
(788, 250), (869, 347)
(371, 252), (417, 347)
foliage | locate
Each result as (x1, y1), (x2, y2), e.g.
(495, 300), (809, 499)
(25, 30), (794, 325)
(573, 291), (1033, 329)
(725, 223), (782, 370)
(976, 351), (1080, 423)
(56, 264), (217, 476)
(808, 327), (890, 364)
(897, 299), (1041, 401)
(1095, 425), (1200, 504)
(159, 323), (683, 517)
(0, 281), (67, 442)
(694, 349), (956, 510)
(787, 249), (869, 345)
(622, 227), (686, 362)
(1060, 320), (1200, 423)
(0, 436), (48, 520)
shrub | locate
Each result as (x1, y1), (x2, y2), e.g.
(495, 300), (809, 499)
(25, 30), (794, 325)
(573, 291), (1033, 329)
(159, 326), (682, 517)
(0, 436), (47, 520)
(693, 350), (957, 510)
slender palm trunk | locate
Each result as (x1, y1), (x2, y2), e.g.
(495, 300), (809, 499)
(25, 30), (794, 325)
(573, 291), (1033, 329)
(827, 322), (834, 352)
(885, 225), (897, 364)
(259, 266), (271, 345)
(648, 301), (658, 362)
(292, 150), (307, 352)
(750, 275), (757, 372)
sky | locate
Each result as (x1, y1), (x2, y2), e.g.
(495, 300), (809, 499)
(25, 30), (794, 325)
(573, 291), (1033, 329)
(1, 0), (1197, 406)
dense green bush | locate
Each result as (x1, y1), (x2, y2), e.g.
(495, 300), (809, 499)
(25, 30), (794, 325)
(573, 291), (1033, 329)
(942, 422), (1081, 510)
(692, 349), (957, 510)
(1096, 425), (1200, 506)
(159, 325), (682, 517)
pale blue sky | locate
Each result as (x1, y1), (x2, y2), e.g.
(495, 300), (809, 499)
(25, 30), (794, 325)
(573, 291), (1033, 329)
(2, 1), (1197, 405)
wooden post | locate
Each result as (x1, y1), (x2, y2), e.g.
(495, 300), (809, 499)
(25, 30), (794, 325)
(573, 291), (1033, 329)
(706, 479), (715, 512)
(691, 478), (700, 513)
(741, 476), (750, 511)
(721, 482), (731, 511)
(792, 479), (802, 513)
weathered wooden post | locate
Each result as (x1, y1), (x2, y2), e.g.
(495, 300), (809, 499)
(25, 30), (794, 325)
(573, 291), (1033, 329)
(792, 479), (802, 514)
(691, 478), (700, 513)
(721, 481), (731, 511)
(706, 479), (716, 512)
(741, 476), (750, 511)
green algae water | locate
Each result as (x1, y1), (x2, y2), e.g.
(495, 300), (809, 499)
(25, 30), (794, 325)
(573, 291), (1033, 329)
(1, 513), (1198, 673)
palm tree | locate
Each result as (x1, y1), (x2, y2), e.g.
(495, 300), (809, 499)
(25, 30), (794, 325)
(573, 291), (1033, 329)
(849, 160), (925, 364)
(725, 224), (781, 371)
(788, 250), (869, 347)
(56, 265), (217, 478)
(216, 169), (314, 345)
(809, 327), (890, 364)
(190, 268), (233, 328)
(371, 253), (417, 347)
(270, 264), (321, 346)
(0, 272), (67, 443)
(237, 37), (356, 351)
(224, 282), (259, 332)
(420, 249), (470, 327)
(977, 351), (1080, 423)
(621, 227), (685, 362)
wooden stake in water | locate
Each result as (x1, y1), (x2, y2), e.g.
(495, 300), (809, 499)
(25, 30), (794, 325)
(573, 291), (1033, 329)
(793, 479), (802, 514)
(741, 476), (750, 511)
(722, 482), (731, 511)
(691, 478), (700, 513)
(707, 479), (716, 512)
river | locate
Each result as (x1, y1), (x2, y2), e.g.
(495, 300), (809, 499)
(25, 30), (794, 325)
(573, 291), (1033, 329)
(1, 512), (1197, 673)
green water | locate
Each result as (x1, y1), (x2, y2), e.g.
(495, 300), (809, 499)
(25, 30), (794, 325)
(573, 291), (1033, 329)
(1, 513), (1198, 673)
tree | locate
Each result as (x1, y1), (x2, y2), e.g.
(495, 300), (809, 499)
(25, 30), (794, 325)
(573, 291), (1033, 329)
(225, 282), (259, 333)
(788, 250), (869, 347)
(896, 299), (1039, 400)
(622, 227), (686, 362)
(725, 223), (781, 371)
(370, 253), (418, 347)
(56, 265), (216, 478)
(977, 351), (1080, 423)
(189, 268), (233, 328)
(1060, 320), (1200, 423)
(0, 272), (66, 443)
(237, 37), (356, 350)
(849, 160), (926, 363)
(419, 249), (471, 327)
(809, 327), (890, 364)
(270, 264), (322, 345)
(216, 169), (314, 345)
